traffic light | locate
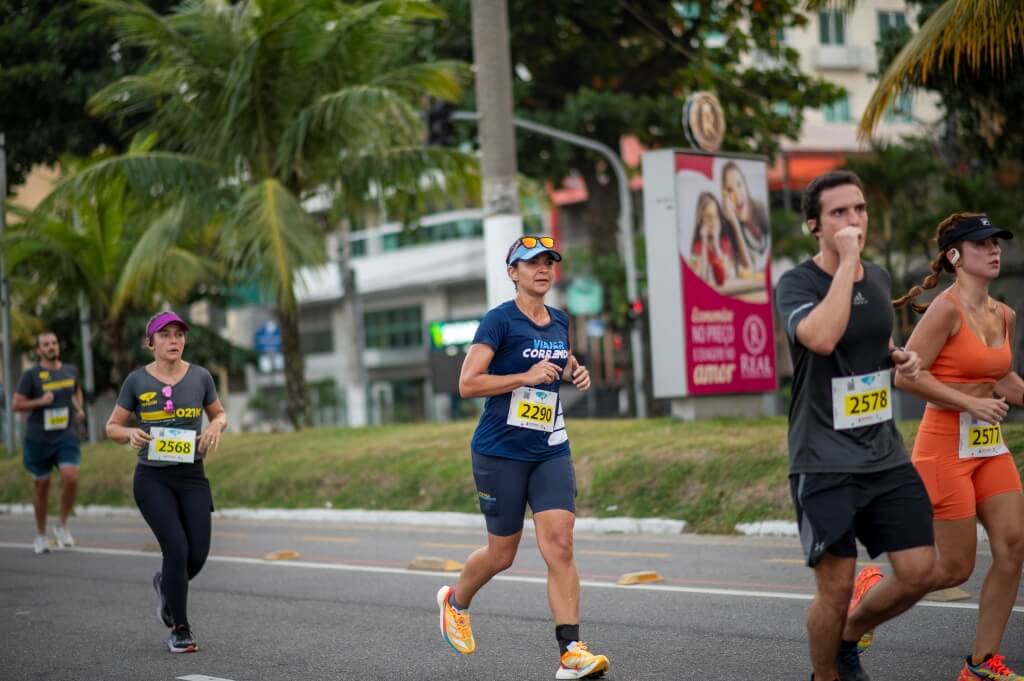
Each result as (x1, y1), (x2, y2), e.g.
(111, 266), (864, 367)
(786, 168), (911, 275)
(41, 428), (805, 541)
(426, 100), (455, 147)
(627, 298), (645, 321)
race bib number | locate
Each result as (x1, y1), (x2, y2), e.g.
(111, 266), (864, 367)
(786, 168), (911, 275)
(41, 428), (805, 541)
(506, 387), (558, 432)
(958, 413), (1009, 459)
(831, 370), (892, 431)
(147, 427), (197, 463)
(43, 407), (70, 431)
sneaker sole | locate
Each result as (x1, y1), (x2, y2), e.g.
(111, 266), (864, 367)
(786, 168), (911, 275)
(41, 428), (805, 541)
(556, 656), (609, 679)
(167, 638), (198, 654)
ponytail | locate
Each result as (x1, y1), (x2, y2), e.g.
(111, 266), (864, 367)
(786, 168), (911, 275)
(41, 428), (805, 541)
(893, 253), (946, 313)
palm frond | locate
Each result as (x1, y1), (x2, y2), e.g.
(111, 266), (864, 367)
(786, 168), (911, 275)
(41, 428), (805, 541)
(111, 199), (222, 314)
(221, 179), (327, 312)
(369, 60), (470, 102)
(29, 152), (222, 221)
(803, 0), (859, 11)
(860, 0), (1024, 136)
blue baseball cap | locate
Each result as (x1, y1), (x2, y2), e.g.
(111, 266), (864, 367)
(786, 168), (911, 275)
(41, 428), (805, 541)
(506, 236), (563, 266)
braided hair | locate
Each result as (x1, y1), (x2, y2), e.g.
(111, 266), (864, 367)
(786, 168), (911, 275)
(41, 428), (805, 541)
(892, 212), (986, 313)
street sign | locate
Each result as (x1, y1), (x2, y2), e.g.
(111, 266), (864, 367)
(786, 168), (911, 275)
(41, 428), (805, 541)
(566, 276), (604, 316)
(585, 318), (605, 338)
(254, 321), (282, 354)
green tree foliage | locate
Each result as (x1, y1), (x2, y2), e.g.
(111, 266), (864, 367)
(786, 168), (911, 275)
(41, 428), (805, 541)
(50, 0), (478, 429)
(0, 0), (174, 187)
(423, 0), (843, 320)
(5, 138), (219, 385)
(875, 1), (1024, 165)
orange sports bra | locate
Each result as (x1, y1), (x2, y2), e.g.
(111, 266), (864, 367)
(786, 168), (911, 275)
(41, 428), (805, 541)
(929, 290), (1012, 384)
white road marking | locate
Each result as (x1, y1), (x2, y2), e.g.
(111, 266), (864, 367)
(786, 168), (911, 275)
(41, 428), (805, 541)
(177, 675), (237, 681)
(1, 542), (1017, 613)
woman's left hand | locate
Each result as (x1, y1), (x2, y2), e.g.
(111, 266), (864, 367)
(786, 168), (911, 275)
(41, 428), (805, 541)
(572, 363), (591, 392)
(198, 421), (224, 454)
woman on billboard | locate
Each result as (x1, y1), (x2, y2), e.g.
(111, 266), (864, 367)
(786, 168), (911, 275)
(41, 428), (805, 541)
(690, 192), (739, 287)
(721, 161), (770, 275)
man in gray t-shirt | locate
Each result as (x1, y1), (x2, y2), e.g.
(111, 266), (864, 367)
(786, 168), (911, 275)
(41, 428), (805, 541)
(775, 172), (935, 681)
(12, 332), (85, 553)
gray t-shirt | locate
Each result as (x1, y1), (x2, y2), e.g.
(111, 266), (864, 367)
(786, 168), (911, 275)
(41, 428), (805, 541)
(775, 259), (908, 474)
(116, 364), (219, 467)
(16, 363), (81, 444)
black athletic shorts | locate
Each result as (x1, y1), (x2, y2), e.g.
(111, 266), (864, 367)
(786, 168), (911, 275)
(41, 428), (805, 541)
(790, 463), (934, 567)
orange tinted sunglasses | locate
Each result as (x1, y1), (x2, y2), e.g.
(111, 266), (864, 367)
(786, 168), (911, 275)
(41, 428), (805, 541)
(519, 236), (555, 248)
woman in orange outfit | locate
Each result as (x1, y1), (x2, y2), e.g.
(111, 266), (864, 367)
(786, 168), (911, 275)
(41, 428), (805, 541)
(894, 213), (1024, 680)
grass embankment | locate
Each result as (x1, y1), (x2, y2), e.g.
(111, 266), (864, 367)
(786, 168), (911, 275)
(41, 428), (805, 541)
(2, 419), (1023, 534)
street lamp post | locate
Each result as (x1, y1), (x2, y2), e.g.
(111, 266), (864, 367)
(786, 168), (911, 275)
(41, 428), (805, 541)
(451, 111), (649, 419)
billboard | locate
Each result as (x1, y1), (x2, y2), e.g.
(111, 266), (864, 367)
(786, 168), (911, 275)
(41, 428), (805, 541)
(642, 150), (778, 398)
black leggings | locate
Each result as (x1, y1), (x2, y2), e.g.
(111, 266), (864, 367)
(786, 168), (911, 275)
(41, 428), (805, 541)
(133, 461), (213, 628)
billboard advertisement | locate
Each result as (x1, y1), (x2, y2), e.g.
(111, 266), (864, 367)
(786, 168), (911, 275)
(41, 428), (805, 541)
(642, 150), (778, 398)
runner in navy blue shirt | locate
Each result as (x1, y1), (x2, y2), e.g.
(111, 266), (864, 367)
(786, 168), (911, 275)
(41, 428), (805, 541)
(434, 236), (609, 680)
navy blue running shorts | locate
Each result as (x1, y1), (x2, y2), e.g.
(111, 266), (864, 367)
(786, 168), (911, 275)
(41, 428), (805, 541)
(471, 451), (577, 536)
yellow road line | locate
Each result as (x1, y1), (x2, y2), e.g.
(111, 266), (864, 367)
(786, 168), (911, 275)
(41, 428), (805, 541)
(302, 535), (360, 544)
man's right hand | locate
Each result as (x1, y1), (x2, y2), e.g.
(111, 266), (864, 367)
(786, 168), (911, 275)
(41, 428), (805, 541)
(835, 226), (864, 262)
(968, 396), (1009, 424)
(39, 391), (55, 406)
(523, 360), (561, 386)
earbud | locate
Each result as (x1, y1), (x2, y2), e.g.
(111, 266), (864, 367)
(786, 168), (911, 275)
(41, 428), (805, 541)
(948, 248), (961, 266)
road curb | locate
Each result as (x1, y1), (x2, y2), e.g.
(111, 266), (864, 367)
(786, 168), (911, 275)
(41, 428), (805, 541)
(0, 504), (687, 535)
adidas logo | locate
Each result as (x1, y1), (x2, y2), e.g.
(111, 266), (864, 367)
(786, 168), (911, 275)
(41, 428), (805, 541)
(853, 291), (868, 306)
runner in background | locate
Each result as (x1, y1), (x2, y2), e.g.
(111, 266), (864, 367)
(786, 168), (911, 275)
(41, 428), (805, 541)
(13, 332), (85, 554)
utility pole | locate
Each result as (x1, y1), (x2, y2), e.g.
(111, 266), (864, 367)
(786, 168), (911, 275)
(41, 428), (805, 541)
(470, 0), (522, 308)
(0, 133), (15, 454)
(452, 112), (649, 419)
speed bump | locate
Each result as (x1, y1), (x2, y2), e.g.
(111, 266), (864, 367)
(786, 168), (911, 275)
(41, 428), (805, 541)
(616, 570), (664, 585)
(408, 556), (464, 572)
(923, 587), (971, 602)
(264, 549), (301, 561)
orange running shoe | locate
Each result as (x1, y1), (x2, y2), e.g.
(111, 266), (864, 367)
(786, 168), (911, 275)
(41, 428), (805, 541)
(848, 566), (884, 652)
(959, 653), (1024, 679)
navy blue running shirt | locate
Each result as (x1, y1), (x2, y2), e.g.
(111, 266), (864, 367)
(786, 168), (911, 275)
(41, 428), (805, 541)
(470, 300), (571, 461)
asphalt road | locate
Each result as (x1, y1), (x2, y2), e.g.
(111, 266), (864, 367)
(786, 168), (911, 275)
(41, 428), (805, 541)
(0, 514), (1020, 681)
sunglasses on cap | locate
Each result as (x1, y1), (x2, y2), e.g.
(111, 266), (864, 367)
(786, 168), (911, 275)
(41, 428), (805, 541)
(519, 236), (555, 249)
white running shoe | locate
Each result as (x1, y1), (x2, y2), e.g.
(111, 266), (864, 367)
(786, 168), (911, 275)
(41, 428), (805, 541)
(53, 524), (75, 549)
(33, 535), (50, 554)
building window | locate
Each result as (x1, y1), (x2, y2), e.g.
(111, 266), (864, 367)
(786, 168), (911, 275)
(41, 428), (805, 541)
(300, 328), (334, 355)
(878, 11), (907, 38)
(884, 91), (914, 123)
(364, 305), (423, 349)
(823, 96), (853, 123)
(819, 11), (846, 46)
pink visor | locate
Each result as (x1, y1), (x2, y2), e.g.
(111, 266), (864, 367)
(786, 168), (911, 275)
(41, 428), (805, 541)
(147, 311), (190, 336)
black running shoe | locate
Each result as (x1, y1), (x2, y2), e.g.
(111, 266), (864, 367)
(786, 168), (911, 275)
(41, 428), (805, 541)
(167, 626), (197, 654)
(837, 643), (871, 681)
(153, 571), (172, 627)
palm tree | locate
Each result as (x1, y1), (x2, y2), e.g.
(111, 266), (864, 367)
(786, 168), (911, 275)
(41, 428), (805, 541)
(7, 139), (218, 384)
(806, 1), (1024, 135)
(46, 0), (477, 428)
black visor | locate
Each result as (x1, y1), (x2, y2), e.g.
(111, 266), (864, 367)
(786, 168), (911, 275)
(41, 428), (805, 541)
(938, 215), (1013, 250)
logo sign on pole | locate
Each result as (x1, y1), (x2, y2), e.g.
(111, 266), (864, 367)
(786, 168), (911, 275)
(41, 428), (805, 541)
(641, 150), (777, 397)
(566, 276), (604, 316)
(683, 91), (725, 153)
(254, 321), (282, 354)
